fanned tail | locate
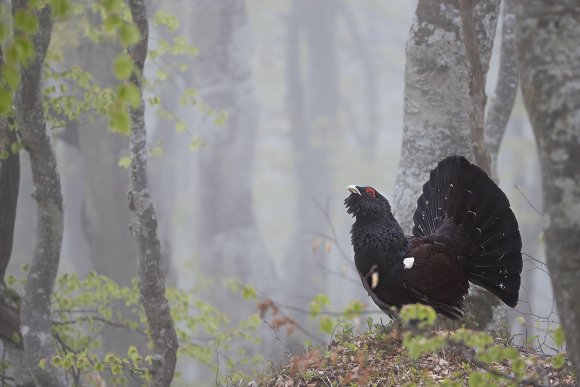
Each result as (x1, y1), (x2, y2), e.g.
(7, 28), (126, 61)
(412, 155), (522, 307)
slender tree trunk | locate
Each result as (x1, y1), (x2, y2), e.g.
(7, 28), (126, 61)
(126, 0), (178, 385)
(12, 1), (66, 385)
(395, 0), (500, 328)
(516, 0), (580, 378)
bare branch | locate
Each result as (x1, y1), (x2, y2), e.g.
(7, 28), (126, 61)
(11, 1), (66, 384)
(126, 0), (178, 385)
(459, 0), (492, 175)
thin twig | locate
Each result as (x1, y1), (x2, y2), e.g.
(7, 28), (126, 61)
(515, 185), (544, 216)
(263, 320), (291, 355)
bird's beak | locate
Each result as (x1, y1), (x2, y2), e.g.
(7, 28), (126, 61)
(347, 185), (361, 195)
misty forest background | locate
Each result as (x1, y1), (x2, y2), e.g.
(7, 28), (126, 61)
(0, 0), (579, 386)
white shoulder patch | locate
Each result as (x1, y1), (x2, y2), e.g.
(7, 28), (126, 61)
(403, 257), (414, 270)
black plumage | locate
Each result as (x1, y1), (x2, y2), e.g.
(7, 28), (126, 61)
(344, 155), (522, 319)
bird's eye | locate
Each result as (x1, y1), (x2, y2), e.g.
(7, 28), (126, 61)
(365, 187), (376, 198)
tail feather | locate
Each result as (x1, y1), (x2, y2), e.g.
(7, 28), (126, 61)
(412, 155), (522, 308)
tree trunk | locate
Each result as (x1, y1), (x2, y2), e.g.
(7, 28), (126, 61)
(516, 0), (580, 378)
(485, 0), (518, 182)
(60, 13), (145, 376)
(71, 32), (138, 287)
(0, 32), (35, 387)
(395, 0), (500, 328)
(12, 1), (66, 385)
(127, 0), (178, 385)
(189, 0), (274, 296)
(0, 118), (18, 281)
(284, 0), (339, 301)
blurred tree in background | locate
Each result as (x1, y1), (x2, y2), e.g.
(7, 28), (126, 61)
(0, 0), (578, 385)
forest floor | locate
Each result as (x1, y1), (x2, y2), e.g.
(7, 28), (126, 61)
(252, 323), (576, 386)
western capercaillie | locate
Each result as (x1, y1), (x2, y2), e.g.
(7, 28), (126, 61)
(345, 155), (522, 319)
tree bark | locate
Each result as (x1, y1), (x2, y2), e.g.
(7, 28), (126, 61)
(0, 117), (19, 280)
(394, 0), (500, 228)
(516, 0), (580, 378)
(485, 0), (518, 181)
(395, 0), (500, 329)
(0, 41), (33, 387)
(11, 1), (66, 385)
(126, 1), (178, 385)
(459, 0), (491, 175)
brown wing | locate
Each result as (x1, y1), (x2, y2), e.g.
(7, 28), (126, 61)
(402, 242), (469, 319)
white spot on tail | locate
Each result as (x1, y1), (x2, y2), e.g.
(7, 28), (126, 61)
(403, 257), (414, 270)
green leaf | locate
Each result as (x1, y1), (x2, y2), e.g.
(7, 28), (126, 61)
(400, 304), (437, 328)
(153, 10), (179, 31)
(118, 155), (131, 169)
(0, 88), (11, 114)
(553, 326), (565, 347)
(11, 142), (23, 154)
(403, 332), (446, 358)
(0, 149), (8, 160)
(113, 53), (133, 80)
(14, 9), (38, 34)
(38, 359), (47, 369)
(119, 23), (141, 47)
(117, 83), (140, 108)
(50, 0), (70, 18)
(240, 284), (257, 300)
(175, 121), (186, 132)
(7, 37), (35, 63)
(319, 316), (334, 334)
(551, 353), (566, 369)
(468, 371), (486, 387)
(309, 294), (330, 317)
(101, 0), (121, 13)
(104, 14), (122, 32)
(343, 300), (365, 318)
(109, 105), (130, 135)
(213, 110), (228, 126)
(366, 316), (373, 330)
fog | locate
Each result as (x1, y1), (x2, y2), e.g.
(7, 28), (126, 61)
(4, 0), (554, 384)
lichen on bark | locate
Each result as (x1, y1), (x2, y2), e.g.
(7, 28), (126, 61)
(126, 0), (178, 385)
(11, 1), (66, 385)
(517, 0), (580, 378)
(395, 0), (501, 329)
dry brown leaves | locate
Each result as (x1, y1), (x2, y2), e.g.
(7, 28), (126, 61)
(254, 328), (576, 387)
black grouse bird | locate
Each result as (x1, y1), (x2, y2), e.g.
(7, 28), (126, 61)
(344, 155), (522, 319)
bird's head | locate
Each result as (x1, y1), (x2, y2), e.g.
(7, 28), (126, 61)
(344, 185), (391, 219)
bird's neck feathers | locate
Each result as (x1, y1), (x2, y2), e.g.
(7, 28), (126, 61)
(350, 211), (408, 257)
